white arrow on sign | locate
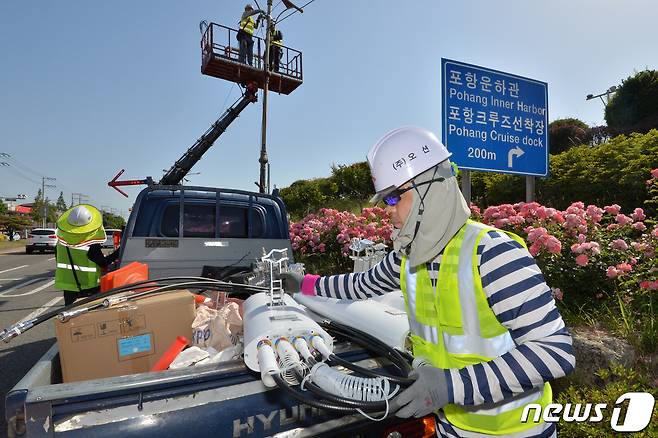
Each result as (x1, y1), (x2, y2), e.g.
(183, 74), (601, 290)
(507, 146), (525, 168)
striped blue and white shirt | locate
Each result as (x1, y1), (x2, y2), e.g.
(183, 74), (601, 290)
(314, 229), (574, 438)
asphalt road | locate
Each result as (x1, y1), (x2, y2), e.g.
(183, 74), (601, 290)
(0, 249), (61, 435)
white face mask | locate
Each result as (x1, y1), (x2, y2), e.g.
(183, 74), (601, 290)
(392, 161), (471, 267)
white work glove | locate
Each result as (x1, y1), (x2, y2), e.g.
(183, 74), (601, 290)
(390, 365), (450, 418)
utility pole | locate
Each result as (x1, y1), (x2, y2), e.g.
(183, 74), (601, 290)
(41, 176), (56, 228)
(258, 0), (273, 194)
(71, 192), (88, 206)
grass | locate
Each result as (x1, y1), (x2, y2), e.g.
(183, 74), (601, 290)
(0, 240), (26, 251)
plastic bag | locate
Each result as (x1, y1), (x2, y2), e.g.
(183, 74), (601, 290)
(191, 301), (243, 351)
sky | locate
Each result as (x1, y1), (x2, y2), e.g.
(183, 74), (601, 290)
(0, 0), (656, 217)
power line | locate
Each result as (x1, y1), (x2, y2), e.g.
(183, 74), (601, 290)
(0, 164), (42, 186)
(1, 152), (78, 201)
(277, 0), (316, 24)
(3, 154), (44, 178)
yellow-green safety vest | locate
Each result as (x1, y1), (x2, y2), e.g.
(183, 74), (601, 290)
(270, 29), (283, 47)
(55, 244), (101, 292)
(239, 16), (256, 36)
(400, 219), (551, 435)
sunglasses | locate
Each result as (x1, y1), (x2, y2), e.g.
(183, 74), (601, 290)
(382, 178), (444, 206)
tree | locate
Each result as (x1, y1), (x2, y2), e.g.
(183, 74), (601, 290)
(102, 212), (126, 229)
(605, 69), (658, 136)
(56, 191), (67, 211)
(0, 212), (33, 241)
(548, 118), (590, 154)
(330, 161), (374, 202)
(280, 179), (336, 219)
(0, 200), (7, 214)
(32, 188), (44, 223)
(32, 189), (57, 225)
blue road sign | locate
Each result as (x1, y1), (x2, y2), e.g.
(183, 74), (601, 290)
(441, 59), (549, 177)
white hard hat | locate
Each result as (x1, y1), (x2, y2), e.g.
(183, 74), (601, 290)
(367, 126), (452, 203)
(67, 205), (93, 227)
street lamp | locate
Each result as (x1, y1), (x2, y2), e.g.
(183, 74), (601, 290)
(586, 85), (617, 105)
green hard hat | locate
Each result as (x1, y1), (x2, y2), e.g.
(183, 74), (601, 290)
(57, 205), (105, 245)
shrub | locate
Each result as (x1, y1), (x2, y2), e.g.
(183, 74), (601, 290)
(290, 207), (392, 275)
(549, 118), (591, 154)
(292, 169), (658, 354)
(469, 130), (658, 211)
(555, 365), (658, 437)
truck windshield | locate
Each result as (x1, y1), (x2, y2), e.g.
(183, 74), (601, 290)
(146, 203), (263, 238)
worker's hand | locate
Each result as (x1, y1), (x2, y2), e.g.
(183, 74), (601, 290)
(279, 271), (304, 294)
(390, 365), (450, 418)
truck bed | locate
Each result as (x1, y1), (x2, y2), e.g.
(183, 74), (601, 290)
(6, 343), (403, 437)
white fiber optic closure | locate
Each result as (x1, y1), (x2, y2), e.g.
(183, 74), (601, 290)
(243, 293), (333, 372)
(295, 292), (410, 351)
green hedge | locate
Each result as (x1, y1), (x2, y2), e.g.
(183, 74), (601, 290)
(470, 130), (658, 210)
(281, 130), (658, 216)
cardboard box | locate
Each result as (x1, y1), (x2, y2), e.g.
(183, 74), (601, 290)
(55, 290), (195, 382)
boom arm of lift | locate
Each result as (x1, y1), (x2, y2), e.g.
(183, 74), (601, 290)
(159, 82), (259, 186)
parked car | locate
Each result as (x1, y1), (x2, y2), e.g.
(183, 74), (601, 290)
(102, 228), (121, 248)
(25, 228), (57, 254)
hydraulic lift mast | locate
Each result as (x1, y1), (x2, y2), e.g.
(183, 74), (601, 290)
(109, 20), (303, 197)
(159, 82), (258, 186)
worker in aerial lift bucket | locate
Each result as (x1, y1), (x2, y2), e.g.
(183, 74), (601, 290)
(54, 205), (119, 306)
(269, 27), (283, 72)
(281, 126), (574, 437)
(237, 4), (259, 66)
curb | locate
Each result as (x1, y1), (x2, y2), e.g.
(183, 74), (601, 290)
(0, 245), (27, 255)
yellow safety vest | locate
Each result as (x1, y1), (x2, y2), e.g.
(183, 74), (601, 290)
(270, 29), (283, 47)
(54, 244), (101, 292)
(239, 16), (256, 36)
(400, 219), (551, 435)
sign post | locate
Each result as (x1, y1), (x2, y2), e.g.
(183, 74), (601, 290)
(441, 59), (549, 203)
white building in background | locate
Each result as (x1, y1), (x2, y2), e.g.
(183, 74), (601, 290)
(0, 194), (27, 212)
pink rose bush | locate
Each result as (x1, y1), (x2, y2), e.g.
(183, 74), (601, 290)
(479, 199), (656, 300)
(290, 207), (393, 274)
(474, 169), (658, 335)
(289, 169), (658, 334)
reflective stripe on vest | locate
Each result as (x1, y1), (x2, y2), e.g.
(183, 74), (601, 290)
(400, 220), (551, 435)
(270, 30), (283, 47)
(54, 244), (102, 292)
(56, 263), (98, 273)
(240, 17), (255, 35)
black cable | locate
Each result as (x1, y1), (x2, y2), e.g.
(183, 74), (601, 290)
(319, 320), (414, 386)
(277, 0), (316, 24)
(124, 281), (265, 302)
(292, 369), (392, 411)
(272, 374), (356, 413)
(328, 354), (414, 386)
(1, 277), (267, 341)
(328, 321), (411, 374)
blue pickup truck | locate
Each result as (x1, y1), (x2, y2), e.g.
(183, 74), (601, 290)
(5, 186), (420, 438)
